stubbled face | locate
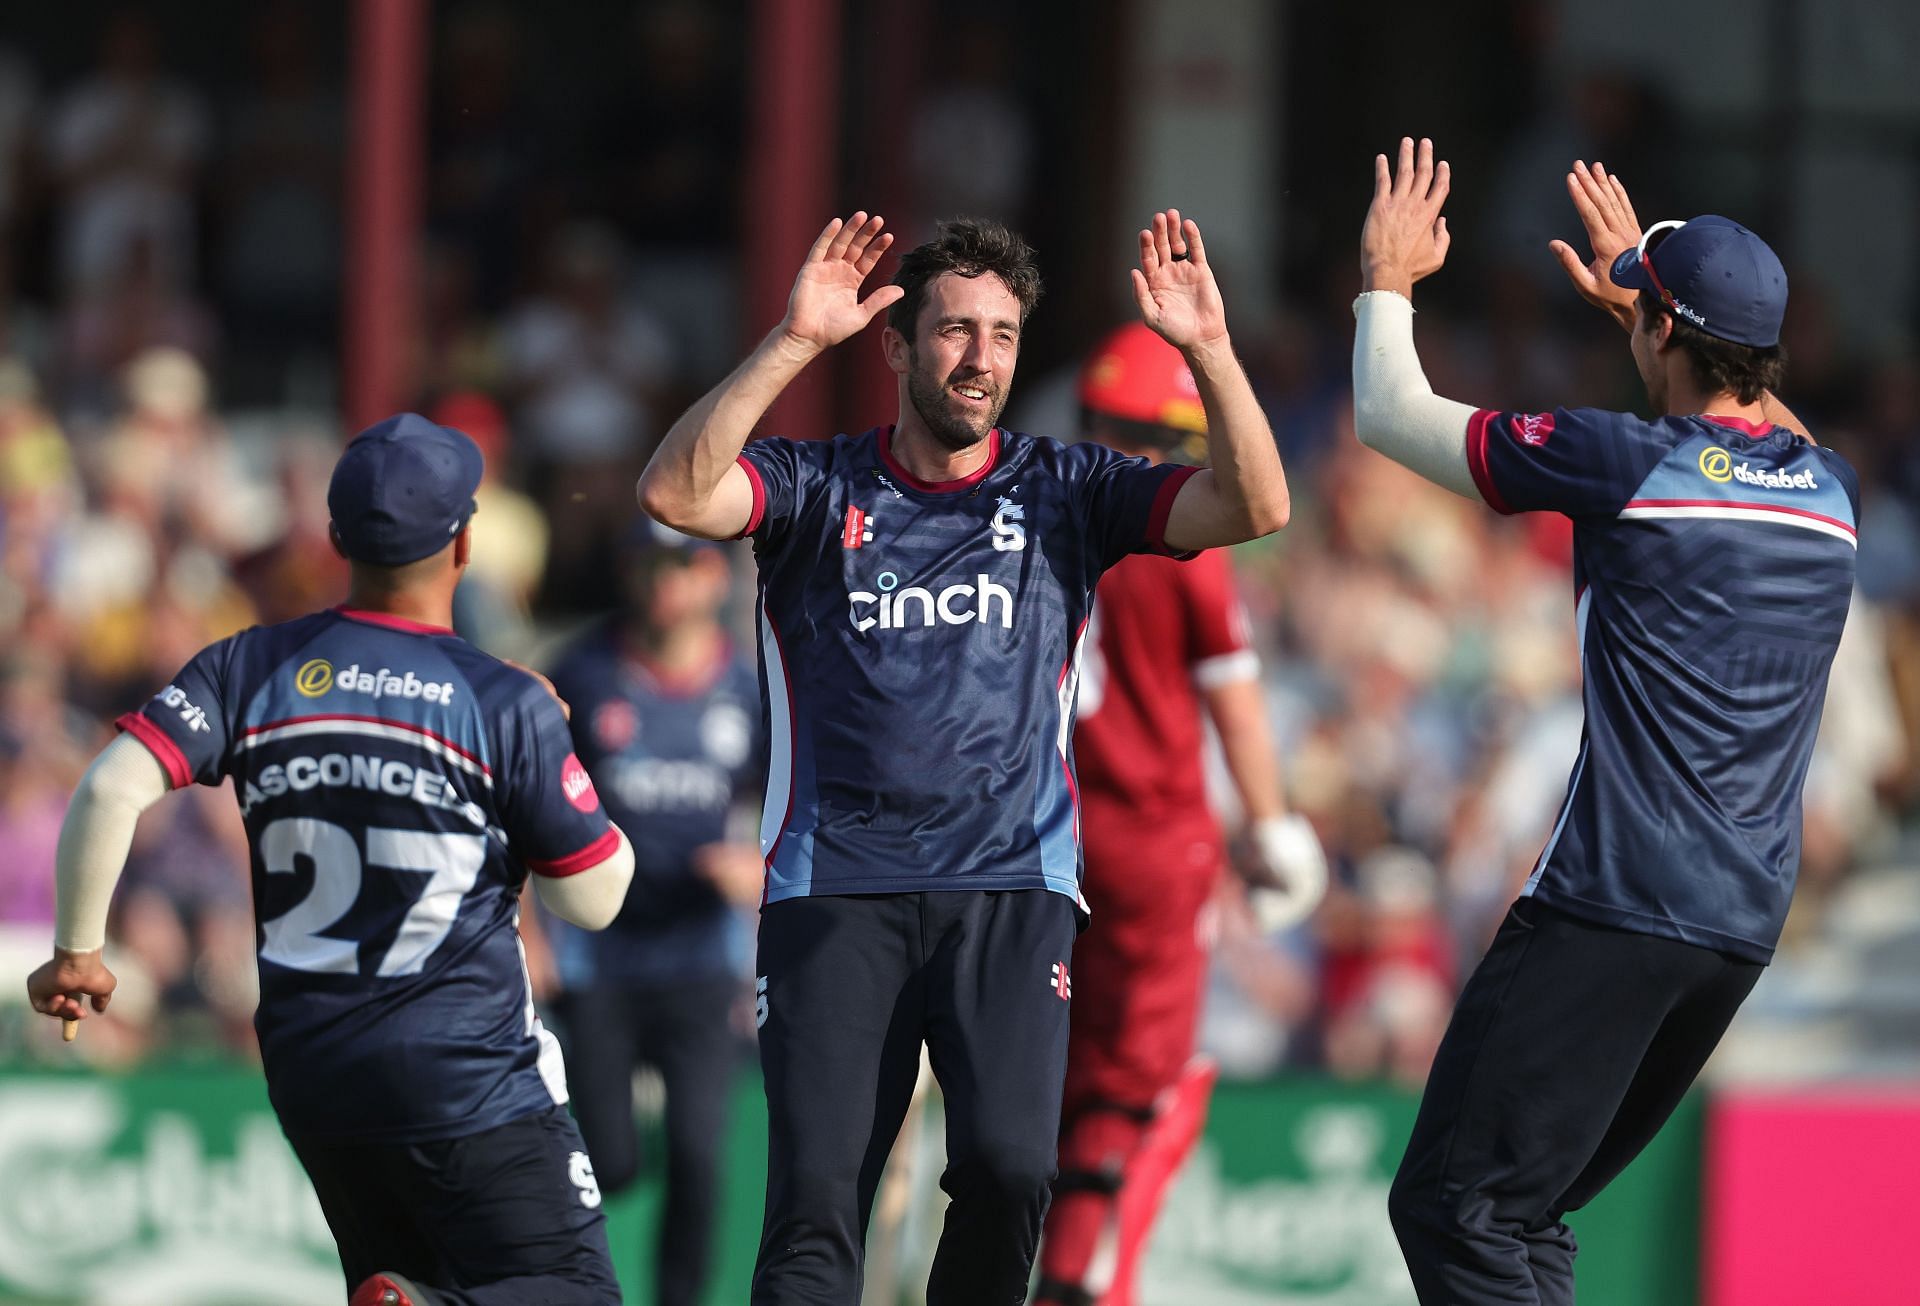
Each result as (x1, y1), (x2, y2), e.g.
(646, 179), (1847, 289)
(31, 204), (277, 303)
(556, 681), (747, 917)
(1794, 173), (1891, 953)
(898, 272), (1023, 452)
(1632, 307), (1670, 415)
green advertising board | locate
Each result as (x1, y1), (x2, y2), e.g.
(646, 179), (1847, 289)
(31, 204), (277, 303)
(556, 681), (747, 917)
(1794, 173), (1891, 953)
(1137, 1080), (1701, 1306)
(0, 1069), (1699, 1305)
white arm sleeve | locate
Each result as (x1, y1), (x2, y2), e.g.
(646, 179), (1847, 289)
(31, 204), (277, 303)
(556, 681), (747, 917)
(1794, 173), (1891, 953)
(532, 826), (635, 930)
(55, 733), (174, 952)
(1351, 291), (1485, 502)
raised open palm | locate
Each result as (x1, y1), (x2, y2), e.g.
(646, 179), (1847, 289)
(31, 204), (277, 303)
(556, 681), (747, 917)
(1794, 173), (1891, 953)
(1550, 161), (1643, 330)
(1132, 210), (1228, 352)
(783, 213), (905, 351)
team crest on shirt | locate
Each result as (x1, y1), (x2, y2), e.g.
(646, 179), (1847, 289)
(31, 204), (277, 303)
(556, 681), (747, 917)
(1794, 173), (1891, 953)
(593, 701), (638, 751)
(1511, 413), (1555, 447)
(990, 495), (1027, 552)
(701, 700), (753, 768)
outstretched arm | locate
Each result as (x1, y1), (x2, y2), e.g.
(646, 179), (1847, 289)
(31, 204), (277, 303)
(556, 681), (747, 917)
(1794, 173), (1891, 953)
(25, 733), (175, 1029)
(1350, 137), (1483, 500)
(1135, 211), (1292, 552)
(637, 214), (904, 539)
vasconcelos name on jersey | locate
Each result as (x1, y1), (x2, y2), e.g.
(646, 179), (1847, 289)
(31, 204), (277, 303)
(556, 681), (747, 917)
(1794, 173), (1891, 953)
(296, 657), (457, 704)
(238, 750), (488, 829)
(847, 572), (1015, 633)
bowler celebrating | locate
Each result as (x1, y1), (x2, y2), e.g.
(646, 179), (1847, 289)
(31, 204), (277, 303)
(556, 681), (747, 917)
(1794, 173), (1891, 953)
(638, 210), (1290, 1304)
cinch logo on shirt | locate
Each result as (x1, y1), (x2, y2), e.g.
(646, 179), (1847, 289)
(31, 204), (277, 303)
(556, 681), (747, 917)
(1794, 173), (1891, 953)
(327, 662), (458, 704)
(847, 572), (1015, 632)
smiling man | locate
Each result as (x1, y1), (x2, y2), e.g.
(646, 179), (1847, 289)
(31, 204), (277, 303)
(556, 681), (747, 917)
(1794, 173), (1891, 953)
(637, 211), (1289, 1305)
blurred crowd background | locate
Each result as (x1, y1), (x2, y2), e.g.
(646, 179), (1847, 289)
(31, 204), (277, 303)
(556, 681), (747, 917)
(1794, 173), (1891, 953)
(4, 0), (1920, 1088)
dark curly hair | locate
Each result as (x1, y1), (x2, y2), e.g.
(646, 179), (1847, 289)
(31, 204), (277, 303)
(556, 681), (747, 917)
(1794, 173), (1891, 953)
(1636, 291), (1787, 405)
(888, 218), (1044, 336)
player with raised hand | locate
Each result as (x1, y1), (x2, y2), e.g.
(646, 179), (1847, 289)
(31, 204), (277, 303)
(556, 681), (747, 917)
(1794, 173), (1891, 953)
(27, 414), (635, 1306)
(1352, 138), (1856, 1302)
(638, 208), (1290, 1304)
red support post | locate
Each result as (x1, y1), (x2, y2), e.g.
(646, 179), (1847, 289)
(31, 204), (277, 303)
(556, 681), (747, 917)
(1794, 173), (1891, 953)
(743, 0), (842, 441)
(343, 0), (429, 434)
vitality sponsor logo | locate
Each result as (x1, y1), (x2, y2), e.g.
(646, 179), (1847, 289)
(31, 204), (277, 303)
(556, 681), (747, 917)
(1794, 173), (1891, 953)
(1699, 445), (1817, 490)
(1511, 412), (1555, 447)
(990, 495), (1027, 551)
(561, 752), (599, 812)
(156, 684), (211, 734)
(848, 571), (1015, 632)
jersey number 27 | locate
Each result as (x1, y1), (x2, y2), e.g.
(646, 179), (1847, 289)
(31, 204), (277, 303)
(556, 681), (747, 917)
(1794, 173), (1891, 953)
(258, 817), (486, 976)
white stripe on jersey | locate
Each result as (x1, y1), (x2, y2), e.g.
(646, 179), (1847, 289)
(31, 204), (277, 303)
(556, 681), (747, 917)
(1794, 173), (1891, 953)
(240, 717), (493, 786)
(759, 612), (795, 863)
(1523, 738), (1589, 897)
(1617, 503), (1857, 547)
(1192, 648), (1261, 690)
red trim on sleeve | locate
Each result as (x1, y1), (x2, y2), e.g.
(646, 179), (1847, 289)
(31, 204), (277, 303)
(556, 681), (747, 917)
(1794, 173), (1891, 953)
(333, 607), (456, 635)
(733, 453), (767, 538)
(1465, 409), (1515, 514)
(114, 712), (192, 789)
(528, 827), (620, 878)
(1145, 464), (1202, 553)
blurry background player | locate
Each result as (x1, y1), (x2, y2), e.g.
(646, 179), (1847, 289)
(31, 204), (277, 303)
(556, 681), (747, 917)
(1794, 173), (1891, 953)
(26, 414), (636, 1306)
(544, 520), (764, 1306)
(1033, 324), (1328, 1306)
(1354, 140), (1856, 1302)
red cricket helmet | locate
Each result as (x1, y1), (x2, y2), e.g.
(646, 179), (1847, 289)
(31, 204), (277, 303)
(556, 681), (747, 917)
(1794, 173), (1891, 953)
(1077, 323), (1208, 461)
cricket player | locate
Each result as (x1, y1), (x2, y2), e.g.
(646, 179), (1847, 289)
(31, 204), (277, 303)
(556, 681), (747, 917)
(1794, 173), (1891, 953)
(27, 414), (636, 1306)
(637, 210), (1291, 1304)
(545, 521), (765, 1306)
(1352, 139), (1856, 1303)
(1033, 322), (1327, 1306)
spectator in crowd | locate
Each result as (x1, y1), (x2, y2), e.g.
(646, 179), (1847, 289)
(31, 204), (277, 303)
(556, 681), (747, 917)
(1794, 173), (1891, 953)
(502, 221), (673, 609)
(430, 390), (549, 656)
(43, 9), (208, 298)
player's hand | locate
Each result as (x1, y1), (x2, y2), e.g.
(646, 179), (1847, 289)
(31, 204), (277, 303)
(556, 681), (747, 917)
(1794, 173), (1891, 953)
(1360, 137), (1452, 299)
(1551, 160), (1642, 332)
(1235, 814), (1329, 933)
(27, 947), (117, 1027)
(503, 659), (571, 720)
(693, 842), (765, 910)
(780, 213), (906, 354)
(1131, 210), (1230, 354)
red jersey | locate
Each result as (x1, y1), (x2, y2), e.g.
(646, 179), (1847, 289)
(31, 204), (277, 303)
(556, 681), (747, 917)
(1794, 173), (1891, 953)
(1074, 547), (1257, 871)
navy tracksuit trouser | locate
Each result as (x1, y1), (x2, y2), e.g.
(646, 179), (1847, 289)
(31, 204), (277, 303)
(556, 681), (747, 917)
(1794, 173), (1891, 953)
(1389, 898), (1761, 1304)
(751, 889), (1078, 1306)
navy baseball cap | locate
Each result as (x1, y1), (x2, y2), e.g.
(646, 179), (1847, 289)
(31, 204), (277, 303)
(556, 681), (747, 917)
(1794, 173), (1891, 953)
(328, 413), (484, 565)
(1608, 215), (1787, 348)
